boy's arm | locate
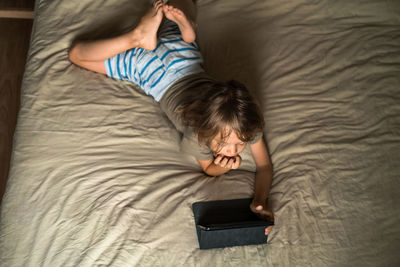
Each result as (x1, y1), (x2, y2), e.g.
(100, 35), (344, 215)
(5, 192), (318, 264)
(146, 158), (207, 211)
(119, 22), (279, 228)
(196, 155), (241, 177)
(249, 137), (274, 221)
(196, 158), (230, 176)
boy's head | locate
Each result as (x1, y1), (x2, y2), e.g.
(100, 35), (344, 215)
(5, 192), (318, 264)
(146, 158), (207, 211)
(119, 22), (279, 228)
(209, 128), (247, 157)
(179, 80), (264, 155)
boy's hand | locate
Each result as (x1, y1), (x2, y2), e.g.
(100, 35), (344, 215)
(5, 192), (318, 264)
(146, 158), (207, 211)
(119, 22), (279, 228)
(250, 199), (274, 236)
(213, 155), (242, 170)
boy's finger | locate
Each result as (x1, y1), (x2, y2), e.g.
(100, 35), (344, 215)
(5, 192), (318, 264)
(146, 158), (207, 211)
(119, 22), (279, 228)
(265, 226), (273, 236)
(220, 157), (229, 167)
(214, 155), (222, 164)
(259, 209), (274, 221)
(233, 155), (241, 169)
(232, 158), (240, 169)
(231, 161), (237, 169)
(250, 204), (262, 213)
(230, 158), (235, 169)
(227, 158), (235, 169)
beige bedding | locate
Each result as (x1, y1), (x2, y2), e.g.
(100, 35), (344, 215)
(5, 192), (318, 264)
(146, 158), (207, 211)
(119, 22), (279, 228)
(1, 0), (400, 266)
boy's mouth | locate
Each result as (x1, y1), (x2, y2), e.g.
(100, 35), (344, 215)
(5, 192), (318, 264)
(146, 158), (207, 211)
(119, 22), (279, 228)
(215, 154), (237, 158)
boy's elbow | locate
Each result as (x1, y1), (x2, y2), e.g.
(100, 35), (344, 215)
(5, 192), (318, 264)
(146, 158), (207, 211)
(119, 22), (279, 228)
(202, 164), (222, 177)
(202, 167), (214, 177)
(196, 158), (214, 176)
(68, 44), (79, 65)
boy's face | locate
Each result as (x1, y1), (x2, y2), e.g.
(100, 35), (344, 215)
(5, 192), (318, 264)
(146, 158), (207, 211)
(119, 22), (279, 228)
(210, 130), (247, 158)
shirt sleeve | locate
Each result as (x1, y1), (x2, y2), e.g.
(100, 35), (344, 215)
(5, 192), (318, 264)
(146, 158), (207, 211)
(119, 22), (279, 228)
(249, 131), (263, 144)
(180, 132), (214, 161)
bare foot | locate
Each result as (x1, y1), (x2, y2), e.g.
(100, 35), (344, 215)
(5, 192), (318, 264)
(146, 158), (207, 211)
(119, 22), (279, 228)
(163, 4), (196, 43)
(132, 0), (164, 50)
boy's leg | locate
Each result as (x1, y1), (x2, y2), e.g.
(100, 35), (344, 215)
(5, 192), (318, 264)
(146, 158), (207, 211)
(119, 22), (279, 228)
(69, 0), (164, 74)
(163, 0), (197, 43)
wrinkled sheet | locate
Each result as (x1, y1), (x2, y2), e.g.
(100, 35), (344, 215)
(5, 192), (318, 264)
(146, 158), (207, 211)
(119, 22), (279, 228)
(1, 0), (400, 266)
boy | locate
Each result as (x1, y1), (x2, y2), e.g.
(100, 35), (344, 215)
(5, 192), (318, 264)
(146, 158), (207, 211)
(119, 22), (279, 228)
(69, 0), (274, 235)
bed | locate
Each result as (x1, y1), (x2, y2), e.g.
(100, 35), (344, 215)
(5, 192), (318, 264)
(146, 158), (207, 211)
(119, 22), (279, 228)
(1, 0), (400, 266)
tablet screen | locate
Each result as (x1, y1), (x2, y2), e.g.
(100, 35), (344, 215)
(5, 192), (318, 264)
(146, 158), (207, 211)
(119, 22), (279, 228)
(193, 198), (274, 231)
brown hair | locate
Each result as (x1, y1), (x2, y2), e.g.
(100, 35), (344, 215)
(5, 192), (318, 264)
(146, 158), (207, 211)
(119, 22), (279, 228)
(178, 80), (264, 148)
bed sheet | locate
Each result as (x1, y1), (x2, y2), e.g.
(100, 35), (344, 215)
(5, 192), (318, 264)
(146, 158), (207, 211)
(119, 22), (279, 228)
(1, 0), (400, 266)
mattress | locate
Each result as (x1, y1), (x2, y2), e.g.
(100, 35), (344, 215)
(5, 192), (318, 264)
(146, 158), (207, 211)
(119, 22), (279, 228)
(1, 0), (400, 266)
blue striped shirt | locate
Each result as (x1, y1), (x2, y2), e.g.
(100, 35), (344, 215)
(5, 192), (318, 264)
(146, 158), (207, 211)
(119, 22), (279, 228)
(105, 20), (203, 101)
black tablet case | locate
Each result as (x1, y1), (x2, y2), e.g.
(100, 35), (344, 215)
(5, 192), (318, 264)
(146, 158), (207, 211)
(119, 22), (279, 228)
(192, 198), (274, 249)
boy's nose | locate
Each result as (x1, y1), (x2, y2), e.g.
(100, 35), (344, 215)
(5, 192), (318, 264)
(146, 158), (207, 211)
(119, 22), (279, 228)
(225, 145), (237, 156)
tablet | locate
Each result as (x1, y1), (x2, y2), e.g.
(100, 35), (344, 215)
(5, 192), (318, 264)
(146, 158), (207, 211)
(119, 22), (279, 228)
(192, 198), (274, 249)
